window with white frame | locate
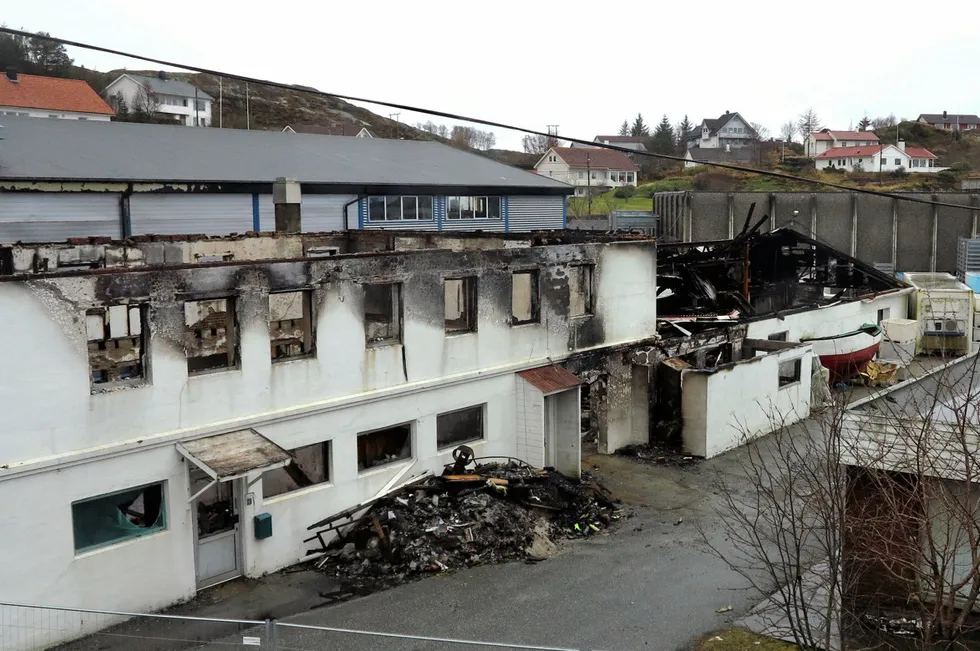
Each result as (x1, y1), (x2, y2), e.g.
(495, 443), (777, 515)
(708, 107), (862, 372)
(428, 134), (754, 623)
(895, 158), (901, 165)
(367, 196), (434, 221)
(446, 196), (501, 220)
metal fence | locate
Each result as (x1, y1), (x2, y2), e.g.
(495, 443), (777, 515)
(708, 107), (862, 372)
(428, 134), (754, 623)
(0, 603), (606, 651)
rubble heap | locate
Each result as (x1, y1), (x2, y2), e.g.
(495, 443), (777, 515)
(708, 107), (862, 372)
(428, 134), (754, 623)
(307, 459), (619, 596)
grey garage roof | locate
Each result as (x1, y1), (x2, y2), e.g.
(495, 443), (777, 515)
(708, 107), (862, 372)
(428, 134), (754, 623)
(0, 116), (571, 193)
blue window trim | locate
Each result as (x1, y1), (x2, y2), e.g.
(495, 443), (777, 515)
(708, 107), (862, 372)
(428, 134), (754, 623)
(562, 196), (567, 228)
(504, 197), (510, 232)
(363, 196), (436, 225)
(437, 196), (444, 231)
(357, 198), (364, 228)
(251, 194), (260, 231)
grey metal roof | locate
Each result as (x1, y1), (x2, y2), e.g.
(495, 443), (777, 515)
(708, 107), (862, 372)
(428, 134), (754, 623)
(124, 74), (215, 101)
(0, 116), (571, 192)
(685, 147), (758, 163)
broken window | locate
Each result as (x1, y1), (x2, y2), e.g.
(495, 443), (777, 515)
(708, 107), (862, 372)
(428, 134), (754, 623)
(445, 277), (477, 333)
(437, 405), (484, 449)
(262, 442), (330, 498)
(364, 283), (402, 345)
(768, 331), (788, 342)
(185, 298), (237, 375)
(877, 308), (890, 324)
(269, 291), (314, 361)
(778, 358), (802, 387)
(568, 265), (594, 317)
(86, 304), (146, 386)
(72, 482), (167, 553)
(357, 423), (412, 471)
(512, 270), (540, 325)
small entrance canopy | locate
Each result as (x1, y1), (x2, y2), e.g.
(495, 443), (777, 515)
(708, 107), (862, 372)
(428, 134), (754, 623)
(518, 365), (580, 395)
(177, 429), (290, 501)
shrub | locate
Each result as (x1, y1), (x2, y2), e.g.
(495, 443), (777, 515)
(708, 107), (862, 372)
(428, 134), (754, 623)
(950, 161), (971, 173)
(890, 166), (907, 179)
(614, 185), (636, 199)
(937, 170), (958, 188)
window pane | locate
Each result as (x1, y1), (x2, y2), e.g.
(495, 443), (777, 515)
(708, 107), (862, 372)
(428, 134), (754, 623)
(460, 197), (475, 219)
(386, 196), (402, 221)
(448, 197), (461, 220)
(474, 197), (487, 219)
(419, 196), (433, 220)
(263, 442), (330, 498)
(368, 197), (386, 221)
(488, 197), (501, 219)
(73, 483), (167, 552)
(437, 406), (484, 448)
(402, 196), (418, 220)
(358, 424), (412, 471)
(512, 270), (539, 324)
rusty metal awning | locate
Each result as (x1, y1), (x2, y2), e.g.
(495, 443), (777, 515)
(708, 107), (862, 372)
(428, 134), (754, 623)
(177, 429), (290, 501)
(518, 365), (580, 394)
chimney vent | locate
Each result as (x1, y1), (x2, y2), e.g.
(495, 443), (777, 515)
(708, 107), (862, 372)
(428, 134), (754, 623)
(5, 67), (18, 83)
(943, 110), (948, 119)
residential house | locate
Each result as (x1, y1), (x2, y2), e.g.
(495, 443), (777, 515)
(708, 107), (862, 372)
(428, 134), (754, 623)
(533, 147), (639, 197)
(580, 135), (649, 153)
(282, 122), (374, 138)
(103, 72), (214, 126)
(917, 112), (980, 131)
(0, 115), (571, 242)
(684, 146), (761, 168)
(804, 129), (879, 157)
(0, 227), (660, 648)
(814, 141), (941, 172)
(0, 69), (113, 121)
(686, 111), (757, 149)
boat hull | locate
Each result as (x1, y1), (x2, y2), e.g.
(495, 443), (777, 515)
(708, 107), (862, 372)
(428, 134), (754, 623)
(807, 329), (882, 382)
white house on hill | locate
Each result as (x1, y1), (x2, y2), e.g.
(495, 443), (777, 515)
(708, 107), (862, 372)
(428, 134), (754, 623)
(104, 73), (214, 127)
(814, 141), (942, 172)
(686, 111), (757, 149)
(534, 147), (639, 197)
(804, 129), (879, 157)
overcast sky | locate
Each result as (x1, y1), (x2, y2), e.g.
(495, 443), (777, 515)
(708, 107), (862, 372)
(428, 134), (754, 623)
(5, 0), (979, 150)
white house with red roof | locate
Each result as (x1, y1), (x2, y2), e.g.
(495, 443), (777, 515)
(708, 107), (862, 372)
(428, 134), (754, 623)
(814, 141), (943, 173)
(0, 70), (114, 121)
(534, 146), (639, 196)
(803, 129), (879, 157)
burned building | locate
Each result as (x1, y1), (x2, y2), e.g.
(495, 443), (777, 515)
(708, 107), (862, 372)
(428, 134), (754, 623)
(0, 228), (661, 640)
(645, 217), (911, 458)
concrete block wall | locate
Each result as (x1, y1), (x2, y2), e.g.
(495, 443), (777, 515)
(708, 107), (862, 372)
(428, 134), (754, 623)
(655, 191), (980, 273)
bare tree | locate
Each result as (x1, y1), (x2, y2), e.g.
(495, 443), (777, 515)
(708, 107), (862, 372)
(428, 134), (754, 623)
(522, 133), (563, 154)
(132, 81), (160, 115)
(705, 352), (980, 651)
(750, 122), (772, 142)
(871, 114), (898, 130)
(780, 121), (797, 143)
(797, 108), (823, 141)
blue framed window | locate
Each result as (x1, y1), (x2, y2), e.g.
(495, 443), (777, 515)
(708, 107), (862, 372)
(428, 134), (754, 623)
(72, 482), (167, 553)
(367, 196), (434, 221)
(446, 196), (501, 220)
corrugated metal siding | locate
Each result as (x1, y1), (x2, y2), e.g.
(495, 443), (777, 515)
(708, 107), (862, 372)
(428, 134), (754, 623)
(506, 196), (565, 232)
(0, 192), (121, 242)
(259, 194), (275, 231)
(302, 195), (356, 232)
(130, 194), (253, 236)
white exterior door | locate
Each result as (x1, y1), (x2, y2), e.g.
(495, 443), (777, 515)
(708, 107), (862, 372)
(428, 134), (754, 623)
(191, 468), (243, 589)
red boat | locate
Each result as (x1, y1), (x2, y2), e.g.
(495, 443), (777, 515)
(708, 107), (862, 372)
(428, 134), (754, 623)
(801, 323), (883, 382)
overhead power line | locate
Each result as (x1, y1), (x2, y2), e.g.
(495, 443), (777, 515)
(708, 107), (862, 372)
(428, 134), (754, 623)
(1, 27), (976, 212)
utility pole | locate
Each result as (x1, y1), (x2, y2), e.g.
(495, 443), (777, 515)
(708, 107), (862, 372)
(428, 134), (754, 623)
(389, 112), (401, 122)
(219, 77), (222, 128)
(587, 152), (592, 216)
(245, 82), (251, 130)
(547, 124), (559, 147)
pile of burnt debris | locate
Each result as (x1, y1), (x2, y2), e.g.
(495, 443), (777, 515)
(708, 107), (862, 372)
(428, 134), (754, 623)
(617, 442), (700, 467)
(306, 447), (620, 598)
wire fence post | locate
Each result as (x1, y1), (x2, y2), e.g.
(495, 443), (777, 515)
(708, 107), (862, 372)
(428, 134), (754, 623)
(266, 618), (276, 650)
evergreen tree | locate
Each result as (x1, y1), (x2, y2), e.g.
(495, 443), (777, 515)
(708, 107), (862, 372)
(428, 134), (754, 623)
(857, 115), (872, 131)
(650, 114), (675, 155)
(27, 32), (72, 73)
(618, 120), (630, 137)
(630, 113), (649, 137)
(675, 114), (693, 150)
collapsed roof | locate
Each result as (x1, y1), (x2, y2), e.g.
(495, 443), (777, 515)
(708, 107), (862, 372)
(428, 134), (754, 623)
(656, 210), (906, 334)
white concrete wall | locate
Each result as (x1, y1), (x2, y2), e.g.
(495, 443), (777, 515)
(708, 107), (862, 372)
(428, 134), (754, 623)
(682, 345), (814, 458)
(0, 105), (111, 121)
(745, 291), (909, 342)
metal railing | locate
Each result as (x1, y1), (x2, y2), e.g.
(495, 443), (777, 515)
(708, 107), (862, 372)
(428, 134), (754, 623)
(0, 602), (607, 651)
